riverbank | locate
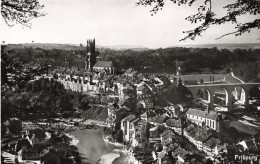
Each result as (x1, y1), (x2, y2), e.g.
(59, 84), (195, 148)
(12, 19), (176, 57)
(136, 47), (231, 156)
(103, 135), (125, 147)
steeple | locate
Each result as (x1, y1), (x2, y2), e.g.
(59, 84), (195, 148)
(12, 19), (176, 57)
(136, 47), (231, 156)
(85, 38), (96, 71)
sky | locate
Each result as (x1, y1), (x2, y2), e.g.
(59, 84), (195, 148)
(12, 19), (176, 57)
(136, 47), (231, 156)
(1, 0), (260, 48)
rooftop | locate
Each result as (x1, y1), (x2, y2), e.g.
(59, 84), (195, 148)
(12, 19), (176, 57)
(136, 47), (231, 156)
(122, 114), (136, 122)
(165, 117), (182, 128)
(93, 61), (113, 68)
(186, 108), (219, 120)
(204, 137), (220, 149)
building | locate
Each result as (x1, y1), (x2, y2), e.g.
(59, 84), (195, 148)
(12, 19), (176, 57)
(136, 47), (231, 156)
(164, 105), (182, 117)
(171, 146), (189, 164)
(203, 137), (220, 156)
(164, 117), (183, 135)
(160, 129), (173, 145)
(148, 114), (168, 126)
(85, 39), (96, 70)
(183, 123), (223, 156)
(121, 114), (136, 142)
(93, 61), (115, 74)
(186, 108), (220, 132)
(106, 104), (120, 128)
(129, 118), (143, 147)
(137, 93), (153, 109)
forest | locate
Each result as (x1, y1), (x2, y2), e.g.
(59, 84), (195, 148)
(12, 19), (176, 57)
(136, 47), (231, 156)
(1, 78), (98, 121)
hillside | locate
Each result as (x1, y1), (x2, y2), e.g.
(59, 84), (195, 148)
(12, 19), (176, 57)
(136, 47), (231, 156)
(6, 43), (149, 51)
(99, 45), (149, 51)
(168, 43), (260, 50)
(7, 43), (85, 51)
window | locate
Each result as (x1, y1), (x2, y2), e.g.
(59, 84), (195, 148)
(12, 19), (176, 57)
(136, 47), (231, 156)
(212, 121), (214, 129)
(209, 120), (211, 127)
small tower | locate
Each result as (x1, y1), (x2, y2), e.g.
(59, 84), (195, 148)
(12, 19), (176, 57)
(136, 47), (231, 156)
(175, 59), (181, 76)
(85, 39), (96, 71)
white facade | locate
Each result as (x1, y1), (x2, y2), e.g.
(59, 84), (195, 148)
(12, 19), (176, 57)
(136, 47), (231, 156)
(186, 114), (218, 131)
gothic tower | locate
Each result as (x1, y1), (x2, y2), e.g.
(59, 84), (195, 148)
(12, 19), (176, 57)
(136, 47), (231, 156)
(85, 39), (96, 70)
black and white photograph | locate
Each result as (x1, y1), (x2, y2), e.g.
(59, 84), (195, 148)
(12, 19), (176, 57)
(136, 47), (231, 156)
(1, 0), (260, 163)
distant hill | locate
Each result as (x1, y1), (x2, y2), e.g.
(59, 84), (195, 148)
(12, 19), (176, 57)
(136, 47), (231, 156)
(7, 43), (85, 51)
(6, 43), (259, 51)
(96, 45), (149, 51)
(167, 43), (260, 50)
(7, 43), (149, 51)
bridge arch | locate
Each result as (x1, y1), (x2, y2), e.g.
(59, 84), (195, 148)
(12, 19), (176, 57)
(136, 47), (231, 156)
(196, 88), (211, 102)
(187, 87), (214, 110)
(212, 87), (231, 111)
(232, 86), (246, 105)
(249, 85), (260, 101)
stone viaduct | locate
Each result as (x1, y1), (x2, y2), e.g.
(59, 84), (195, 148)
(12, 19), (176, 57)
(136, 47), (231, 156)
(186, 83), (260, 111)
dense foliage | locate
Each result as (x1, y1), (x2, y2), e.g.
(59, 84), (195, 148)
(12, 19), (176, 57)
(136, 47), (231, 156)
(1, 45), (49, 88)
(1, 0), (46, 27)
(1, 78), (94, 120)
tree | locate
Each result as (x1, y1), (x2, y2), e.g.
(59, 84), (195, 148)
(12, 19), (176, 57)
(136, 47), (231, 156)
(136, 0), (260, 41)
(1, 45), (49, 88)
(114, 130), (124, 143)
(1, 0), (46, 27)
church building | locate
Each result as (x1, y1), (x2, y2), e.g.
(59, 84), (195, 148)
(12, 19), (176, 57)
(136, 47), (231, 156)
(85, 39), (115, 74)
(93, 61), (115, 74)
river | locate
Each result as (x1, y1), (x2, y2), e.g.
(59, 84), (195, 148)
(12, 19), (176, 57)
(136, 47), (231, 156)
(69, 127), (123, 164)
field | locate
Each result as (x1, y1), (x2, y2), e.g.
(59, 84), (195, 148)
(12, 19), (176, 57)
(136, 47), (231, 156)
(178, 74), (225, 83)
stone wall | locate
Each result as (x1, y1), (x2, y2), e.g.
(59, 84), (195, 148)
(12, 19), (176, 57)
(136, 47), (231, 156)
(57, 79), (98, 93)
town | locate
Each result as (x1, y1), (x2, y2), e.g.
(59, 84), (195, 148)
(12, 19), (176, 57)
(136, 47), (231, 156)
(1, 39), (260, 164)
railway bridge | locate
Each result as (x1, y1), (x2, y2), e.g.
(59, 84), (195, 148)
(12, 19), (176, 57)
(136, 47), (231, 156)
(186, 83), (260, 111)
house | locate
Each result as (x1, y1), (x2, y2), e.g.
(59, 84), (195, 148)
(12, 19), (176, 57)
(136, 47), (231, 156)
(203, 137), (220, 156)
(149, 125), (165, 143)
(192, 128), (212, 151)
(129, 118), (140, 146)
(171, 146), (189, 164)
(93, 61), (115, 74)
(184, 123), (215, 153)
(136, 82), (153, 95)
(124, 68), (137, 77)
(164, 117), (183, 135)
(237, 139), (259, 153)
(156, 150), (171, 164)
(186, 108), (220, 132)
(129, 118), (149, 147)
(137, 93), (154, 109)
(121, 114), (136, 142)
(106, 104), (120, 128)
(164, 106), (181, 117)
(159, 129), (178, 152)
(144, 81), (158, 94)
(140, 111), (156, 121)
(160, 129), (174, 145)
(149, 114), (168, 126)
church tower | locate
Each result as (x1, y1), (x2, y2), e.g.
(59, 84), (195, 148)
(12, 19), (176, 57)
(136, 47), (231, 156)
(85, 39), (96, 70)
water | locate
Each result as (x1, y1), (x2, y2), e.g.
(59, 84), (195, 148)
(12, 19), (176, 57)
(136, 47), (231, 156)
(69, 128), (122, 164)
